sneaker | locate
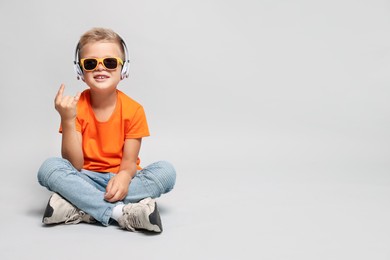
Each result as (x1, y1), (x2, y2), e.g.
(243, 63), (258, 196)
(42, 193), (96, 225)
(118, 197), (163, 233)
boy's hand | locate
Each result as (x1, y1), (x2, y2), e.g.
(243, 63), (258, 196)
(54, 84), (81, 121)
(105, 172), (132, 203)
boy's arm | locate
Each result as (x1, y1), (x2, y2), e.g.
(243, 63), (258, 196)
(61, 121), (83, 170)
(55, 84), (84, 170)
(104, 138), (142, 203)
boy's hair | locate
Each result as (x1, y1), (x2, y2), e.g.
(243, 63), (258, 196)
(78, 27), (125, 60)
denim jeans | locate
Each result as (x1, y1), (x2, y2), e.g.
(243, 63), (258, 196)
(37, 157), (176, 226)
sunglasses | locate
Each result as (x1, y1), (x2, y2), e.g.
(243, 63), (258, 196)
(80, 57), (124, 71)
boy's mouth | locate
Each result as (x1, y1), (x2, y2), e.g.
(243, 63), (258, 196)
(94, 75), (109, 80)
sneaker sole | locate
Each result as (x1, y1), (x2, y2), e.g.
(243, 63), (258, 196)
(148, 201), (163, 233)
(42, 194), (57, 224)
(42, 193), (67, 225)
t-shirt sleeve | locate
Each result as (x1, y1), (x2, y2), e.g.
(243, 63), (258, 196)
(125, 106), (150, 139)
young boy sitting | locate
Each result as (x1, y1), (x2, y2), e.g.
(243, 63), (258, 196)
(37, 27), (176, 233)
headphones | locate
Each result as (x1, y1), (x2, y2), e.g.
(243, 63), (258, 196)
(73, 38), (130, 80)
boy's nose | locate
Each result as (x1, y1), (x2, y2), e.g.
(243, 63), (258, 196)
(96, 62), (105, 71)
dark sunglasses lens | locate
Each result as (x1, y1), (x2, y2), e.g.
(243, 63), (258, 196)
(83, 59), (98, 70)
(103, 58), (118, 69)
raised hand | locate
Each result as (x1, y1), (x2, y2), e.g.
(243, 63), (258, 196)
(54, 84), (81, 121)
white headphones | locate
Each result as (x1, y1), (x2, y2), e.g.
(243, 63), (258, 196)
(73, 38), (130, 80)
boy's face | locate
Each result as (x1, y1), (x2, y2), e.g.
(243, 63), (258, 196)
(80, 41), (123, 92)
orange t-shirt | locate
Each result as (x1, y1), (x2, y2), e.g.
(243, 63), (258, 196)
(60, 89), (150, 173)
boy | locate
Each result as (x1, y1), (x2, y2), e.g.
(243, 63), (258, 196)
(37, 27), (176, 233)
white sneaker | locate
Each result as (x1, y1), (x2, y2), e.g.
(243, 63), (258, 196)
(118, 197), (163, 233)
(42, 193), (95, 225)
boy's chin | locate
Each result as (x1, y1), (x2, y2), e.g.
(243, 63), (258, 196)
(88, 84), (118, 93)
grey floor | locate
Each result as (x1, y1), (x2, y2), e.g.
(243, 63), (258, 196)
(2, 132), (390, 260)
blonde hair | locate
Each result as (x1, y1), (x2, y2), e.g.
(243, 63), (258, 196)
(78, 27), (125, 59)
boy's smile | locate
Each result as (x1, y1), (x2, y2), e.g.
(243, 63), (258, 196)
(93, 73), (111, 82)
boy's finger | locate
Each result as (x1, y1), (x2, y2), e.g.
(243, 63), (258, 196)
(104, 192), (112, 201)
(72, 92), (81, 104)
(105, 183), (112, 195)
(105, 182), (114, 200)
(107, 191), (122, 203)
(55, 84), (65, 103)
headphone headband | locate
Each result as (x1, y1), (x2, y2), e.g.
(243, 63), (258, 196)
(73, 37), (130, 80)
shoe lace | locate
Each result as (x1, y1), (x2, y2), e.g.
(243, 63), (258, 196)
(123, 205), (145, 231)
(64, 209), (83, 224)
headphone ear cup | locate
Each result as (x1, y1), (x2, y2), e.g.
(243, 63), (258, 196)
(74, 62), (84, 80)
(74, 42), (84, 80)
(121, 61), (129, 80)
(120, 38), (130, 79)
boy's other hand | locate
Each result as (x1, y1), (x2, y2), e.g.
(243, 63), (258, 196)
(54, 84), (81, 121)
(104, 172), (132, 203)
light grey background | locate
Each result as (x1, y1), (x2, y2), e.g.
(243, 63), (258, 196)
(1, 0), (389, 259)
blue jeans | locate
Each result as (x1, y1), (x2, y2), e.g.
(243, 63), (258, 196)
(37, 157), (176, 226)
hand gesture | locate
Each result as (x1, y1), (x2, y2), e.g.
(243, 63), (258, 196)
(54, 84), (81, 121)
